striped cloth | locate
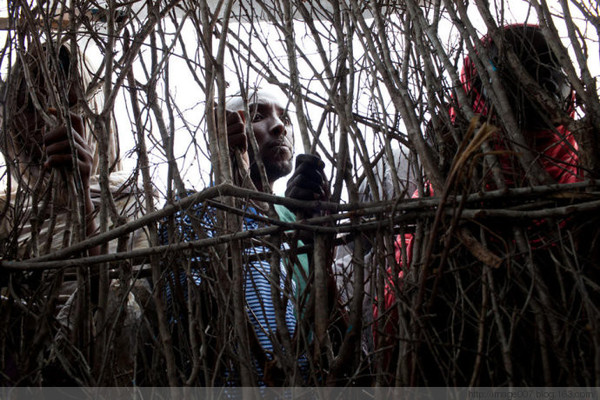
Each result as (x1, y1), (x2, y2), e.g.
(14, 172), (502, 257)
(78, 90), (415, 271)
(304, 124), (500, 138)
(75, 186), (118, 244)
(158, 195), (303, 384)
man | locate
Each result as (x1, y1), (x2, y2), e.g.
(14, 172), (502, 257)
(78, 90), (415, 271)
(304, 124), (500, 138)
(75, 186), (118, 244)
(158, 88), (328, 386)
(1, 43), (149, 259)
(0, 42), (151, 385)
(1, 44), (101, 259)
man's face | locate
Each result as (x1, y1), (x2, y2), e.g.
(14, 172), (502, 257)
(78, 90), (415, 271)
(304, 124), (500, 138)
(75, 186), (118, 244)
(247, 101), (294, 183)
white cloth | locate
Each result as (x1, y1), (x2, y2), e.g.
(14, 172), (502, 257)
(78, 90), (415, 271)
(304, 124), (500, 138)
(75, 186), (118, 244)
(225, 86), (292, 113)
(0, 171), (150, 259)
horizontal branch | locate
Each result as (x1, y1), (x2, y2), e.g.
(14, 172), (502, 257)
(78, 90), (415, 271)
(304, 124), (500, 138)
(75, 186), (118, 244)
(2, 187), (599, 271)
(1, 181), (597, 267)
(460, 198), (600, 220)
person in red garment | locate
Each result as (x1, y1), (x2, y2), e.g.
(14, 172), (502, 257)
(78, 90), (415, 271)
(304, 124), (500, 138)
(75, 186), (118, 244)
(374, 24), (581, 384)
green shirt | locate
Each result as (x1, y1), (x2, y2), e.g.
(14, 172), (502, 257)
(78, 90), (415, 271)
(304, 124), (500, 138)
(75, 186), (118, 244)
(274, 204), (310, 308)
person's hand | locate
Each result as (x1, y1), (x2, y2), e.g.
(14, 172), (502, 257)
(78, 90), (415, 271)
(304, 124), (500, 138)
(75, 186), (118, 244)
(285, 154), (328, 202)
(44, 109), (93, 189)
(218, 109), (250, 172)
(224, 109), (247, 152)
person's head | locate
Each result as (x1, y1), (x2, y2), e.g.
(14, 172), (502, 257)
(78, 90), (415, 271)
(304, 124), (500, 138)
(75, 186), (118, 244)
(1, 41), (120, 191)
(226, 88), (294, 187)
(462, 24), (572, 130)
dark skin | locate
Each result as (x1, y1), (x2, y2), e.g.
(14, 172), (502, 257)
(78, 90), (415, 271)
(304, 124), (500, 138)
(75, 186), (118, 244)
(15, 76), (98, 255)
(223, 99), (328, 216)
(224, 101), (295, 190)
(223, 98), (329, 242)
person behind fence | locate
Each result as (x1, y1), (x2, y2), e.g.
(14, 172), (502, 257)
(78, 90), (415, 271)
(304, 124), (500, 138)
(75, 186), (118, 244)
(374, 24), (582, 384)
(0, 42), (151, 266)
(333, 146), (417, 356)
(0, 42), (151, 385)
(157, 87), (330, 386)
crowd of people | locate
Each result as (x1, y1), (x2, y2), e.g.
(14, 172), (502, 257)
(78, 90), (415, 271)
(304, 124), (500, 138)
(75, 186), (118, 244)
(0, 23), (589, 386)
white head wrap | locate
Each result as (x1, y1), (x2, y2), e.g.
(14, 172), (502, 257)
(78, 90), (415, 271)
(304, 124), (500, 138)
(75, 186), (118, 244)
(225, 86), (294, 115)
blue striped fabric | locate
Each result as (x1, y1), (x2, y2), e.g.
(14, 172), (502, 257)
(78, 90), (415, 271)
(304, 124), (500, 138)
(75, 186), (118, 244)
(158, 196), (301, 383)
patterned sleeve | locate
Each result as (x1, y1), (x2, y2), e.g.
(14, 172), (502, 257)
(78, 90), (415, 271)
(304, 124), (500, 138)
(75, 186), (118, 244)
(158, 192), (215, 320)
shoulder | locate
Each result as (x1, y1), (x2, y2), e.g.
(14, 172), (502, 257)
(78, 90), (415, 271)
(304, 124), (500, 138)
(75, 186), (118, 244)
(158, 190), (216, 244)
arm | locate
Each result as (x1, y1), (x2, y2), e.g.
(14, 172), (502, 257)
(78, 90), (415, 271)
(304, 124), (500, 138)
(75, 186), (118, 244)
(284, 154), (346, 346)
(44, 110), (98, 254)
(285, 153), (329, 221)
(220, 108), (251, 182)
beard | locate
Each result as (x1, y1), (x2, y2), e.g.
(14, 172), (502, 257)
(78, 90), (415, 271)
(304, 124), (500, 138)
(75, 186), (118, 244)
(250, 158), (293, 186)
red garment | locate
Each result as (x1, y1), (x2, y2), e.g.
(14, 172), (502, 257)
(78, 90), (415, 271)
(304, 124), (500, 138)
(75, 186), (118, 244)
(374, 24), (582, 346)
(453, 24), (580, 187)
(372, 189), (419, 347)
